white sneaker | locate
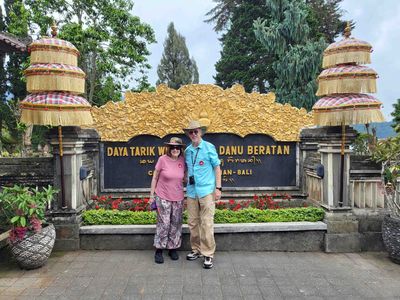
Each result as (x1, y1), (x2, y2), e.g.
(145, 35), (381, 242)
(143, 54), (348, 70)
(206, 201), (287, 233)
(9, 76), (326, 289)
(203, 256), (213, 269)
(186, 251), (203, 261)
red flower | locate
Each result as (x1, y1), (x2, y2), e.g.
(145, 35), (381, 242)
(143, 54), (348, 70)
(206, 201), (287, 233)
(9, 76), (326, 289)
(111, 200), (119, 210)
(232, 204), (242, 211)
(9, 226), (28, 242)
(30, 217), (42, 232)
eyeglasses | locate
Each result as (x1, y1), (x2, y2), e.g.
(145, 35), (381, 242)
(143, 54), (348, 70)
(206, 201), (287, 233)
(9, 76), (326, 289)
(189, 130), (199, 135)
(170, 146), (181, 150)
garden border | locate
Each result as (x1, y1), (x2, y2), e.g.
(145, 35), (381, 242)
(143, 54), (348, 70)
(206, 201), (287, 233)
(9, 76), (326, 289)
(80, 222), (327, 251)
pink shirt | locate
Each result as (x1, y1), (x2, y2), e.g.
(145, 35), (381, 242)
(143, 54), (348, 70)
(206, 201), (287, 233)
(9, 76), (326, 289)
(155, 155), (185, 201)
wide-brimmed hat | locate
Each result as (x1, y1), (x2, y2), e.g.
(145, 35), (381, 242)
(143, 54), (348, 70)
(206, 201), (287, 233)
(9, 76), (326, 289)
(183, 120), (207, 135)
(164, 137), (185, 147)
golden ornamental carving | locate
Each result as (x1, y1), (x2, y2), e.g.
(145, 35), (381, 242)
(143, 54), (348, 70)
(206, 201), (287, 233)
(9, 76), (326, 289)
(87, 84), (314, 141)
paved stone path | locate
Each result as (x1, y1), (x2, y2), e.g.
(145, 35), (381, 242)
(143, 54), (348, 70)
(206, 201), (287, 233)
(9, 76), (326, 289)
(1, 250), (400, 299)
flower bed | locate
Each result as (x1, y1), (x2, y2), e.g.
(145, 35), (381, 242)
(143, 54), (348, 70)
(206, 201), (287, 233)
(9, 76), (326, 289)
(82, 194), (324, 225)
(82, 207), (324, 225)
(90, 193), (302, 212)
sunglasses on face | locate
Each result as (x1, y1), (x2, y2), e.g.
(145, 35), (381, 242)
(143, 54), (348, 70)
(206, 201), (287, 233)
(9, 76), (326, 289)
(189, 129), (199, 135)
(170, 146), (181, 150)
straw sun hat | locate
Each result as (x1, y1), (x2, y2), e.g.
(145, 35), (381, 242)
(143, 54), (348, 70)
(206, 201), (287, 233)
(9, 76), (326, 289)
(183, 120), (207, 135)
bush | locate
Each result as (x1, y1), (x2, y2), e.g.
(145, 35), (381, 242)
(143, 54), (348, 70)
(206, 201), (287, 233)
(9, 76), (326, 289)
(83, 209), (157, 225)
(82, 207), (325, 225)
(371, 134), (400, 218)
(0, 185), (58, 241)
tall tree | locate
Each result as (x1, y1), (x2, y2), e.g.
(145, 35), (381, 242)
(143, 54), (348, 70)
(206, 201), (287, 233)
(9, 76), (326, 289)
(191, 57), (199, 84)
(0, 6), (6, 149)
(205, 0), (241, 32)
(254, 0), (327, 110)
(24, 0), (156, 106)
(0, 0), (155, 152)
(206, 0), (346, 41)
(305, 0), (347, 43)
(392, 98), (400, 133)
(214, 0), (275, 93)
(1, 0), (30, 150)
(207, 0), (347, 98)
(157, 22), (199, 89)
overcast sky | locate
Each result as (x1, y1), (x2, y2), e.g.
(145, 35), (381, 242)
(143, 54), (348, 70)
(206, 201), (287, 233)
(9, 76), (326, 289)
(133, 0), (400, 120)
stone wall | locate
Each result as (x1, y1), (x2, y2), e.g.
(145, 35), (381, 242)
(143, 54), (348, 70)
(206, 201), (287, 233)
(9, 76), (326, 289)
(0, 157), (54, 188)
(80, 223), (327, 251)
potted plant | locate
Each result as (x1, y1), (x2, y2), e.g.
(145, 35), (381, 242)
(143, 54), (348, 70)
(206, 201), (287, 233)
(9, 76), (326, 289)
(372, 134), (400, 263)
(0, 184), (58, 269)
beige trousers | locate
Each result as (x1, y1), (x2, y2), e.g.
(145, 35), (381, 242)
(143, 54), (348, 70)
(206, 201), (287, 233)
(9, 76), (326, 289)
(187, 193), (216, 258)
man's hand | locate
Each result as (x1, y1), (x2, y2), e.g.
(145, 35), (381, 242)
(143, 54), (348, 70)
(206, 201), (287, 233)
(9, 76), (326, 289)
(215, 189), (222, 200)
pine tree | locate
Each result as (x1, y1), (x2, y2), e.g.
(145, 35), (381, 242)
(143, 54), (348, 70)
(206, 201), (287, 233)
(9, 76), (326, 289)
(157, 22), (199, 89)
(214, 0), (275, 93)
(392, 99), (400, 133)
(206, 0), (346, 42)
(207, 0), (346, 97)
(254, 0), (327, 110)
(192, 58), (199, 84)
(305, 0), (347, 43)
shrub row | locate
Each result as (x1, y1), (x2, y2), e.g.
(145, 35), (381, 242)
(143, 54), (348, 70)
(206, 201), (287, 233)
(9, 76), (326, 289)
(82, 207), (325, 225)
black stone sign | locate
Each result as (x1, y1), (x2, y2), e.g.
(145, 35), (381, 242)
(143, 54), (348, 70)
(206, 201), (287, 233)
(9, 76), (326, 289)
(100, 133), (298, 191)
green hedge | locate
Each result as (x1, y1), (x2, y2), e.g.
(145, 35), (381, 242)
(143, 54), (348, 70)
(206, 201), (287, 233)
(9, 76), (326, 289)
(82, 207), (325, 225)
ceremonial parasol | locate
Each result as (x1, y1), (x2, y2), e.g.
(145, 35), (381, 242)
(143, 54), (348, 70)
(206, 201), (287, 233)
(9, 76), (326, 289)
(20, 24), (92, 209)
(312, 24), (384, 206)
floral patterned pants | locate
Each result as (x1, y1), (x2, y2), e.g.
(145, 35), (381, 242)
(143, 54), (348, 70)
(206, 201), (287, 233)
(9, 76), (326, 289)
(153, 195), (184, 249)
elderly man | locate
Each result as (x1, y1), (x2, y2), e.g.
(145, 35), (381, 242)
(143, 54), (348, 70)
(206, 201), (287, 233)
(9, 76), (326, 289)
(183, 120), (222, 269)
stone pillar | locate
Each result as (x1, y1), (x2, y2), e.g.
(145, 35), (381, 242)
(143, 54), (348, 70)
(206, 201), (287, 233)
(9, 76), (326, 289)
(302, 126), (356, 210)
(48, 127), (100, 250)
(301, 126), (363, 252)
(319, 142), (352, 209)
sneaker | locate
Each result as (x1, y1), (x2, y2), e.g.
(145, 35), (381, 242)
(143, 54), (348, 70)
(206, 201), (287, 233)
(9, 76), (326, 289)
(186, 251), (203, 261)
(154, 249), (164, 264)
(168, 249), (179, 260)
(203, 256), (213, 269)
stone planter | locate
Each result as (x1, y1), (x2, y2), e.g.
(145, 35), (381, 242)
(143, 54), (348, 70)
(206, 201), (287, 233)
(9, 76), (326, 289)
(382, 215), (400, 264)
(9, 224), (56, 270)
(0, 230), (10, 249)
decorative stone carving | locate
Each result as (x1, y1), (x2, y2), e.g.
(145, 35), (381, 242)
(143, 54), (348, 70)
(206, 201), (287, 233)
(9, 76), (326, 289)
(88, 84), (314, 141)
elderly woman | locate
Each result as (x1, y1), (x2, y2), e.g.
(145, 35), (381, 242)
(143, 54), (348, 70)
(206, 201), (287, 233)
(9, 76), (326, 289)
(150, 137), (186, 264)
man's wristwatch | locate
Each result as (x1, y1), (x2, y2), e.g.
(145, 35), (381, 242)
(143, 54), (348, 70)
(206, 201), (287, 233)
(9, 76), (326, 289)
(216, 187), (222, 191)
